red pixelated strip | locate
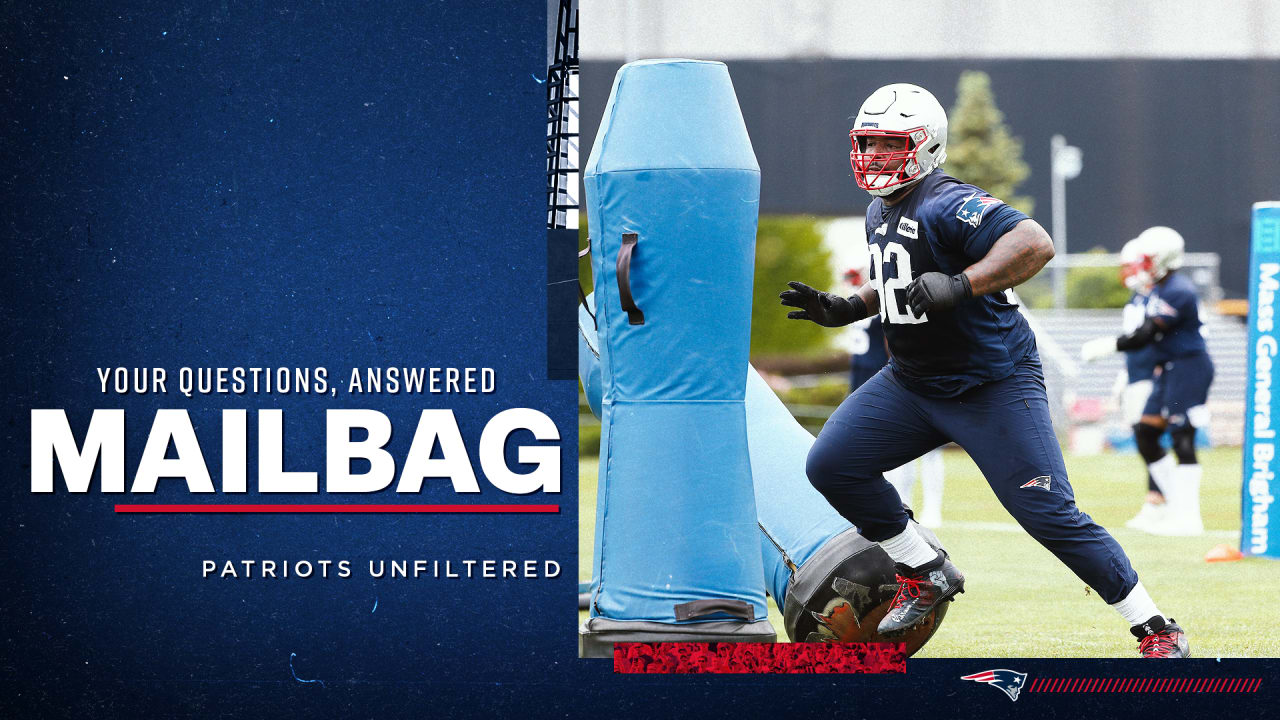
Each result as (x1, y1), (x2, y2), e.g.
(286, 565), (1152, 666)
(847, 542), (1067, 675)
(612, 642), (906, 674)
(1028, 677), (1262, 693)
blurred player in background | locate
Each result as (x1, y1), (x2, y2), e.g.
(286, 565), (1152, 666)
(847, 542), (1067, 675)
(1114, 238), (1166, 530)
(1082, 227), (1213, 536)
(780, 83), (1188, 657)
(846, 262), (946, 528)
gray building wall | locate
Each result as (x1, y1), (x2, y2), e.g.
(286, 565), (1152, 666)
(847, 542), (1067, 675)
(582, 0), (1280, 60)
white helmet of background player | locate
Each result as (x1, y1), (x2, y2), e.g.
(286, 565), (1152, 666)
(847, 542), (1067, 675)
(850, 83), (948, 197)
(1134, 226), (1185, 282)
(1119, 238), (1153, 292)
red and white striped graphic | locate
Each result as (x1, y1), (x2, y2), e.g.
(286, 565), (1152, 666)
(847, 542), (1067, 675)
(1025, 677), (1262, 693)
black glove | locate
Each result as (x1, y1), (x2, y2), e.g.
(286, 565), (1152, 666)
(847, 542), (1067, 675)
(906, 272), (972, 316)
(779, 281), (867, 327)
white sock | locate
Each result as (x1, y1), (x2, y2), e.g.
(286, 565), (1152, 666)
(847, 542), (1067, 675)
(920, 448), (945, 514)
(1109, 581), (1163, 626)
(884, 463), (916, 504)
(1172, 463), (1203, 521)
(878, 523), (939, 568)
(1146, 454), (1176, 498)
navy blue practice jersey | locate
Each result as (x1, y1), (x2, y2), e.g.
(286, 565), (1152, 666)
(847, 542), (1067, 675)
(1122, 291), (1159, 383)
(1145, 271), (1208, 361)
(849, 315), (888, 392)
(863, 172), (1035, 397)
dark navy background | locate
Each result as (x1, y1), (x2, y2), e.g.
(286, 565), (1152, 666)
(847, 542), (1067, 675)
(0, 0), (582, 714)
(1, 1), (1277, 716)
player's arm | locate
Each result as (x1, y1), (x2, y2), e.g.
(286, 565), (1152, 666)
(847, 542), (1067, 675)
(1081, 317), (1163, 362)
(1081, 311), (1173, 362)
(856, 282), (880, 318)
(961, 219), (1055, 297)
(1082, 287), (1187, 362)
(779, 281), (878, 328)
(905, 219), (1053, 315)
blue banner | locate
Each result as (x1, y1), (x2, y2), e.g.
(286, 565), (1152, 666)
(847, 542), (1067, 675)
(1244, 202), (1280, 557)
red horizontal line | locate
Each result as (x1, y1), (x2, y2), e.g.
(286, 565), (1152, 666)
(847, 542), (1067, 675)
(115, 504), (560, 514)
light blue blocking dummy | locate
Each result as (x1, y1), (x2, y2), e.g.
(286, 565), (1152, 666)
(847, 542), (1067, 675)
(579, 59), (774, 655)
(581, 297), (950, 652)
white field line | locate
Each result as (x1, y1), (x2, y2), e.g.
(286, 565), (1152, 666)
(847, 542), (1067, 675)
(936, 519), (1238, 539)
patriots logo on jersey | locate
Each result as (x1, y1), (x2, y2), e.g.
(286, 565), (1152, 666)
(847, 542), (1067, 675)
(961, 669), (1028, 702)
(956, 193), (1003, 228)
(1020, 475), (1052, 490)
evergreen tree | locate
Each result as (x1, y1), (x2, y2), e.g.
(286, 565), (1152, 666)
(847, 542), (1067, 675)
(944, 71), (1034, 215)
(750, 216), (834, 356)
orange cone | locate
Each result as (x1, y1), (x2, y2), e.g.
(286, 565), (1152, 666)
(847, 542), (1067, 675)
(1204, 543), (1244, 562)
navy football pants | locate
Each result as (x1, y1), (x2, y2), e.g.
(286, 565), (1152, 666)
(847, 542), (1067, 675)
(806, 361), (1140, 604)
(1142, 352), (1215, 431)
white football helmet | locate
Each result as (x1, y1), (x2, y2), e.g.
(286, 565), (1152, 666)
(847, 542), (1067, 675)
(850, 83), (948, 197)
(1134, 226), (1185, 282)
(1119, 238), (1152, 292)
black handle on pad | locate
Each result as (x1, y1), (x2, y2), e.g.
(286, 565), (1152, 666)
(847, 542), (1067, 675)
(674, 598), (755, 623)
(616, 232), (645, 326)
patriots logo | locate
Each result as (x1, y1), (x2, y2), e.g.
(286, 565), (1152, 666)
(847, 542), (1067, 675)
(961, 669), (1028, 702)
(955, 193), (1003, 228)
(1020, 475), (1052, 490)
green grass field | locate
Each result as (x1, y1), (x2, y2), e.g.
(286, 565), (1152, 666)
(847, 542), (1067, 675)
(579, 447), (1280, 658)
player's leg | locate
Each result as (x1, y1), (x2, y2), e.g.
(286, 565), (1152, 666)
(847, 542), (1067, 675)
(805, 367), (961, 634)
(916, 447), (945, 528)
(937, 363), (1187, 657)
(1135, 371), (1176, 504)
(1122, 379), (1165, 530)
(1149, 354), (1214, 536)
(807, 366), (944, 544)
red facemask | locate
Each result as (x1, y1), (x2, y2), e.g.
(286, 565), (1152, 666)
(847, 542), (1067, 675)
(1121, 256), (1155, 291)
(849, 127), (926, 194)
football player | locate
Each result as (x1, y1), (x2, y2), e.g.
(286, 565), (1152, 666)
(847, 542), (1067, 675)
(780, 84), (1187, 657)
(1088, 238), (1165, 531)
(1081, 227), (1214, 536)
